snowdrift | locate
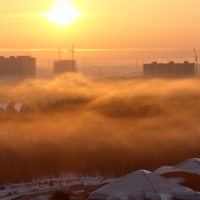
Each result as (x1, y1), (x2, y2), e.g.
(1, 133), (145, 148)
(154, 158), (200, 191)
(88, 170), (200, 200)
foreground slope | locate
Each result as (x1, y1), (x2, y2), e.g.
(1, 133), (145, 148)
(154, 158), (200, 191)
(89, 170), (200, 200)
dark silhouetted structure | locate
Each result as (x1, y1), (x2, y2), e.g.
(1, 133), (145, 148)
(49, 190), (70, 200)
(0, 56), (36, 83)
(54, 60), (77, 74)
(143, 61), (195, 78)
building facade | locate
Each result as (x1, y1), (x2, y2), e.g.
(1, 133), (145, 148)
(143, 61), (195, 78)
(0, 56), (36, 83)
(54, 60), (77, 74)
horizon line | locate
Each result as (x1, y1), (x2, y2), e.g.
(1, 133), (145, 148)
(0, 48), (190, 53)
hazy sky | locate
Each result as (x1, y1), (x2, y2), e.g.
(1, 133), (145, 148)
(0, 0), (200, 65)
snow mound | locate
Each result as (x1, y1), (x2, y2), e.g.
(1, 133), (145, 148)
(89, 170), (200, 200)
(154, 158), (200, 176)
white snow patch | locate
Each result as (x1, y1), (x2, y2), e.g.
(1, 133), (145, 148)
(154, 158), (200, 176)
(89, 170), (200, 200)
(0, 176), (114, 199)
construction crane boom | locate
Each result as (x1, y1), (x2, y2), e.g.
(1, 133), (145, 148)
(194, 48), (198, 76)
(40, 47), (62, 61)
(97, 66), (104, 78)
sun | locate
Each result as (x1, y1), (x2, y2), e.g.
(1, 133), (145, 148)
(45, 0), (80, 25)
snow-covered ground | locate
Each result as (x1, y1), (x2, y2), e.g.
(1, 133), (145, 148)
(0, 177), (114, 200)
(88, 170), (200, 200)
(29, 195), (51, 200)
(3, 158), (200, 200)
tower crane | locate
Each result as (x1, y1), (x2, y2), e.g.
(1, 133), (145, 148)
(194, 48), (198, 76)
(58, 47), (61, 61)
(41, 47), (62, 61)
(97, 66), (104, 78)
(26, 51), (31, 57)
(68, 45), (75, 60)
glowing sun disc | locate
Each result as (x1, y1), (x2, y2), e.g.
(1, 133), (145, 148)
(46, 0), (80, 25)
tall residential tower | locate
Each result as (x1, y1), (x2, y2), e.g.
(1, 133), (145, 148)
(0, 56), (36, 83)
(143, 61), (195, 78)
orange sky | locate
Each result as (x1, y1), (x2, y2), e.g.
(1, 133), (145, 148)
(0, 0), (200, 66)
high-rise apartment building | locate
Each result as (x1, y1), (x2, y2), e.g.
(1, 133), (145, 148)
(54, 60), (77, 74)
(0, 56), (36, 83)
(143, 61), (195, 78)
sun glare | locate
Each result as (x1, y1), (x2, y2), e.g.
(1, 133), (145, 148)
(45, 0), (80, 25)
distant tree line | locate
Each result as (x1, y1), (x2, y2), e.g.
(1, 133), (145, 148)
(0, 98), (91, 118)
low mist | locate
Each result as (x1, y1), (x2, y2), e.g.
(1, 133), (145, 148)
(1, 74), (200, 184)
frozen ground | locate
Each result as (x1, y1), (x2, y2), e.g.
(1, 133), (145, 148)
(29, 195), (51, 200)
(0, 176), (114, 199)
